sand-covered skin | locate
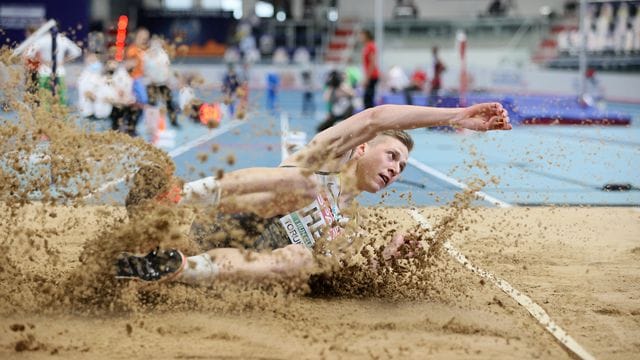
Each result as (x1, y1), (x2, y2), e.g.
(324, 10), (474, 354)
(1, 205), (638, 359)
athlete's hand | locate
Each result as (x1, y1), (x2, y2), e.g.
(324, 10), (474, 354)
(382, 233), (422, 261)
(451, 102), (512, 131)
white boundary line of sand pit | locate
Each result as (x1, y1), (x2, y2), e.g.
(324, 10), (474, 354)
(86, 119), (244, 198)
(407, 157), (513, 208)
(408, 209), (596, 360)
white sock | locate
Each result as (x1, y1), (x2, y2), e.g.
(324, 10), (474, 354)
(178, 253), (220, 285)
(180, 177), (221, 206)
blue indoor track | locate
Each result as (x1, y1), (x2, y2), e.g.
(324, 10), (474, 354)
(3, 88), (639, 207)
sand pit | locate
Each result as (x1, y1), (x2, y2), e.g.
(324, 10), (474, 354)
(1, 204), (638, 359)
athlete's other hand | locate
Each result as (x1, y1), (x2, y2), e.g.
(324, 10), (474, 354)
(382, 233), (422, 262)
(452, 102), (512, 131)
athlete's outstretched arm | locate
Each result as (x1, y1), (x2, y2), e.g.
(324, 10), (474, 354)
(306, 103), (511, 161)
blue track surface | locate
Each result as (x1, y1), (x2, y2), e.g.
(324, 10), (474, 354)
(3, 88), (639, 207)
(164, 89), (640, 207)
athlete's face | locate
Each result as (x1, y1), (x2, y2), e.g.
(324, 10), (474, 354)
(354, 136), (409, 193)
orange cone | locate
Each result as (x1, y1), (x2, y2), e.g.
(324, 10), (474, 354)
(157, 110), (166, 131)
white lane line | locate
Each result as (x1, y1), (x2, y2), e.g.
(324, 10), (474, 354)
(167, 119), (243, 157)
(407, 157), (512, 208)
(280, 112), (289, 162)
(408, 209), (596, 360)
(86, 120), (244, 198)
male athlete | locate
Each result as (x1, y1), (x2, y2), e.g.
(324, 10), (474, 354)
(116, 103), (511, 284)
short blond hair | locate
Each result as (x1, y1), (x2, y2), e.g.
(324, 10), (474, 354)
(377, 129), (414, 152)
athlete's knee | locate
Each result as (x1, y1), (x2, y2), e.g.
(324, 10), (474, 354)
(274, 244), (314, 271)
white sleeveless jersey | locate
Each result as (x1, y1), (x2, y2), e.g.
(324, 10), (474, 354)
(277, 172), (345, 248)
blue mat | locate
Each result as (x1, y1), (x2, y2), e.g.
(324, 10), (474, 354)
(380, 92), (632, 126)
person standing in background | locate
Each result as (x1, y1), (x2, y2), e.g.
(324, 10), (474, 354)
(300, 69), (315, 116)
(125, 28), (149, 81)
(125, 28), (150, 129)
(26, 27), (82, 104)
(429, 46), (446, 105)
(266, 72), (279, 113)
(144, 37), (179, 128)
(360, 30), (379, 109)
(315, 69), (356, 133)
(22, 25), (41, 99)
(222, 63), (241, 117)
(404, 68), (427, 105)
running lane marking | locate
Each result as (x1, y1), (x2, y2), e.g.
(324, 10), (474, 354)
(280, 112), (289, 162)
(408, 209), (596, 360)
(408, 157), (512, 208)
(86, 119), (244, 198)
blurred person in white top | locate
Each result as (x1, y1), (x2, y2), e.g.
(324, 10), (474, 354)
(77, 53), (114, 119)
(387, 65), (409, 94)
(144, 37), (178, 127)
(104, 60), (139, 136)
(25, 29), (82, 104)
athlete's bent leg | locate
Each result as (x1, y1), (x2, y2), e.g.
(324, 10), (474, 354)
(178, 244), (314, 284)
(116, 245), (314, 285)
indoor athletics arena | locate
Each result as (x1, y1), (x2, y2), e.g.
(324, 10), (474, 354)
(0, 0), (638, 358)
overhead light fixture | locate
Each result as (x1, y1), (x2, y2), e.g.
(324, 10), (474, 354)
(327, 8), (338, 22)
(255, 1), (274, 18)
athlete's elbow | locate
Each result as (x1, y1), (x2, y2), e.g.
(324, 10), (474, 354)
(366, 105), (394, 133)
(281, 174), (317, 204)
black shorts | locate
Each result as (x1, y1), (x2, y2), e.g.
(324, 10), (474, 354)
(190, 213), (291, 251)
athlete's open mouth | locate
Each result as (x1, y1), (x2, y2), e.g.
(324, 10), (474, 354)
(379, 174), (389, 186)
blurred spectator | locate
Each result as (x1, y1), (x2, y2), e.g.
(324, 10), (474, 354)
(22, 25), (40, 98)
(124, 27), (149, 130)
(345, 61), (362, 89)
(125, 28), (149, 80)
(429, 46), (446, 105)
(178, 73), (204, 122)
(25, 27), (82, 104)
(316, 69), (355, 133)
(238, 22), (257, 61)
(580, 67), (604, 107)
(224, 47), (241, 63)
(293, 47), (311, 65)
(595, 3), (613, 52)
(613, 2), (630, 53)
(259, 33), (275, 56)
(633, 12), (640, 51)
(87, 20), (106, 55)
(244, 48), (261, 63)
(387, 65), (409, 93)
(222, 63), (241, 116)
(360, 29), (379, 109)
(272, 47), (290, 65)
(77, 53), (110, 119)
(404, 68), (427, 105)
(266, 72), (280, 112)
(237, 62), (251, 118)
(108, 60), (140, 136)
(300, 69), (315, 115)
(144, 37), (178, 128)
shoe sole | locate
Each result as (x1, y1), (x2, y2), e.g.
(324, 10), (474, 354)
(115, 250), (186, 283)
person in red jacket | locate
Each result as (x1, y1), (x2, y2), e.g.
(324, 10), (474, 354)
(360, 29), (380, 109)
